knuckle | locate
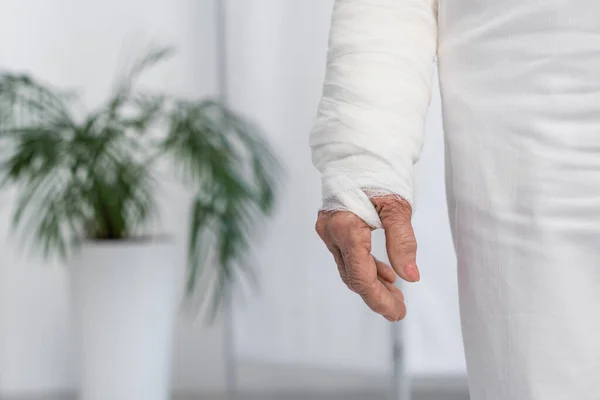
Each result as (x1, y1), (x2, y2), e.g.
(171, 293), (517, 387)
(386, 213), (409, 227)
(345, 263), (371, 294)
(347, 276), (368, 294)
(342, 229), (364, 247)
(331, 228), (363, 250)
(389, 227), (417, 251)
(315, 214), (327, 234)
(402, 239), (418, 255)
(372, 196), (412, 221)
(397, 232), (417, 248)
(328, 214), (350, 232)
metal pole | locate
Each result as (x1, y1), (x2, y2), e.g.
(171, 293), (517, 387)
(216, 0), (229, 104)
(215, 1), (238, 399)
(391, 307), (411, 400)
(223, 295), (237, 400)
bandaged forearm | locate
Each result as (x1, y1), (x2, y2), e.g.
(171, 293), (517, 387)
(310, 0), (439, 228)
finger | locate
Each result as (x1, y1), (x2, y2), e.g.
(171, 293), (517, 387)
(376, 277), (406, 321)
(315, 212), (350, 286)
(377, 277), (406, 321)
(377, 276), (405, 303)
(380, 209), (420, 283)
(374, 256), (396, 284)
(341, 246), (405, 321)
(331, 245), (349, 287)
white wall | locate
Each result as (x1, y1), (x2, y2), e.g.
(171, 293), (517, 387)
(0, 0), (225, 395)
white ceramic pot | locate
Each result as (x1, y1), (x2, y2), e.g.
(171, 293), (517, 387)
(70, 239), (178, 400)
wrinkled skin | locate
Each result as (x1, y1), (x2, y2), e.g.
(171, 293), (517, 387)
(315, 195), (419, 322)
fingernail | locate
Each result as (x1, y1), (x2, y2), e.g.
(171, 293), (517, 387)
(405, 263), (420, 282)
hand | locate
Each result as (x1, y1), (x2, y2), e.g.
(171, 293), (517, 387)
(315, 195), (419, 321)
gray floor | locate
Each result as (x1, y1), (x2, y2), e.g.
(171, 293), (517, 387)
(176, 390), (469, 400)
(0, 364), (469, 400)
(1, 383), (469, 400)
(1, 392), (468, 400)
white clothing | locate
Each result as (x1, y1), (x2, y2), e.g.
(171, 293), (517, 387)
(310, 1), (600, 399)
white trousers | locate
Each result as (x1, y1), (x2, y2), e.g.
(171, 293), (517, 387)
(311, 1), (600, 399)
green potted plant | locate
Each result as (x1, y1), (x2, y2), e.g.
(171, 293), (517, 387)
(0, 48), (281, 400)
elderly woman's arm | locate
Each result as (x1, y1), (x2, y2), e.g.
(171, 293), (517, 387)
(311, 0), (439, 321)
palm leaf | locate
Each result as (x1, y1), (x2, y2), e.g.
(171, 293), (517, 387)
(164, 99), (282, 314)
(0, 47), (282, 319)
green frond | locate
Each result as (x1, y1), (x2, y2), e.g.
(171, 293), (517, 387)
(0, 47), (282, 319)
(0, 50), (165, 257)
(164, 99), (282, 314)
(107, 46), (174, 118)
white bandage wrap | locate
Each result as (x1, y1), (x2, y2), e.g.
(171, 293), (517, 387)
(310, 0), (439, 229)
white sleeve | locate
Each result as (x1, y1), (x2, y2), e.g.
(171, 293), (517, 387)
(310, 0), (439, 229)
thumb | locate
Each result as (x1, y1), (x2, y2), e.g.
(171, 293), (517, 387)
(372, 196), (420, 283)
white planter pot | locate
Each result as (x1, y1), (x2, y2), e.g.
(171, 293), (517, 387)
(70, 239), (178, 400)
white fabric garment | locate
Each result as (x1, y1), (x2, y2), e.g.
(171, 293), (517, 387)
(311, 0), (600, 399)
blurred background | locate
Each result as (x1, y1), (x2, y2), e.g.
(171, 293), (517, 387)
(0, 0), (466, 399)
